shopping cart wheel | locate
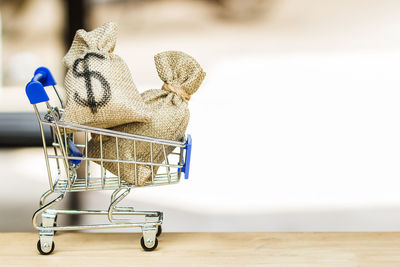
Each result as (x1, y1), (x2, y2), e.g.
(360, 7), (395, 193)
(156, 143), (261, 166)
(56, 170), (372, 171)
(156, 225), (162, 237)
(37, 240), (55, 255)
(140, 236), (158, 251)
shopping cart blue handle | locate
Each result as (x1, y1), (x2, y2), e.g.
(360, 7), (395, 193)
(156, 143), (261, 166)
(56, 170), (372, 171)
(68, 139), (83, 165)
(26, 67), (56, 104)
(181, 134), (192, 179)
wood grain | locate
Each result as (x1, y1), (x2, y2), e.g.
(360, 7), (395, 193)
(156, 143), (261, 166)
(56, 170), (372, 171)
(0, 232), (399, 266)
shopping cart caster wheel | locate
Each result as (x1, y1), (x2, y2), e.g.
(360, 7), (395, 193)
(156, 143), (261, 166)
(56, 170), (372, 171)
(156, 225), (162, 237)
(37, 240), (55, 255)
(140, 236), (158, 251)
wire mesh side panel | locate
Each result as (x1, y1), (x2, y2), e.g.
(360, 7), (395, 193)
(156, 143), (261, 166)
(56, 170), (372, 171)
(42, 121), (185, 192)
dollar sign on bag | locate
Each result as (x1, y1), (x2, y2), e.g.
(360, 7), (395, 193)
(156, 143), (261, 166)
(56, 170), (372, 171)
(72, 52), (111, 114)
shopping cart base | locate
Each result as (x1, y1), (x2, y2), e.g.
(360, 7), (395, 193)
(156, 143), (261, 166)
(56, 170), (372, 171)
(33, 190), (163, 254)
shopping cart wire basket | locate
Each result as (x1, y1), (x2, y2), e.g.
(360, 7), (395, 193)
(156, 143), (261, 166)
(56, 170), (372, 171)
(26, 67), (192, 254)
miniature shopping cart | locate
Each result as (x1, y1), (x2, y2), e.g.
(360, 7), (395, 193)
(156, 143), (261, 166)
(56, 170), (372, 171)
(25, 67), (192, 255)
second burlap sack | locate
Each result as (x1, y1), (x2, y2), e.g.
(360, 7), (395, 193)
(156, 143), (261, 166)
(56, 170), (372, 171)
(62, 22), (153, 128)
(87, 51), (205, 185)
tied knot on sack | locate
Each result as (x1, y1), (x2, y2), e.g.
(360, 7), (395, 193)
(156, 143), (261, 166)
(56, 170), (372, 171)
(63, 22), (117, 68)
(161, 83), (191, 101)
(155, 51), (206, 98)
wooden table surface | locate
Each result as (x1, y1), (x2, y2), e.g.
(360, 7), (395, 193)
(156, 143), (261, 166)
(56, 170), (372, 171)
(0, 232), (399, 266)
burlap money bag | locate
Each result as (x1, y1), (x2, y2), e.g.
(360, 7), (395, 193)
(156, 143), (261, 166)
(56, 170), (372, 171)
(61, 22), (153, 128)
(87, 51), (205, 185)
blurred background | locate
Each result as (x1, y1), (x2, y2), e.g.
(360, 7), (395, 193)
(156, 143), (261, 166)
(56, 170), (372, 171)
(1, 0), (400, 232)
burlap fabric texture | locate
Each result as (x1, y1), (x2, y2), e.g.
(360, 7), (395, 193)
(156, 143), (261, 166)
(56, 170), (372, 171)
(61, 22), (153, 128)
(87, 51), (206, 185)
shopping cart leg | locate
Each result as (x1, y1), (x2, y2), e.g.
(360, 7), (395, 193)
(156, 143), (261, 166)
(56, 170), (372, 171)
(33, 192), (64, 255)
(38, 211), (57, 255)
(39, 190), (53, 208)
(110, 189), (135, 212)
(141, 226), (158, 251)
(108, 188), (134, 223)
(140, 214), (162, 251)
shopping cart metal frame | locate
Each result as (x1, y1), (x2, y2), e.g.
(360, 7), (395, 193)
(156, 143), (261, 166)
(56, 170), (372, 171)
(26, 67), (192, 255)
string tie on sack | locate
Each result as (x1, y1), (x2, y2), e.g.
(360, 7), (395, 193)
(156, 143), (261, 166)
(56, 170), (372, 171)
(162, 83), (191, 101)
